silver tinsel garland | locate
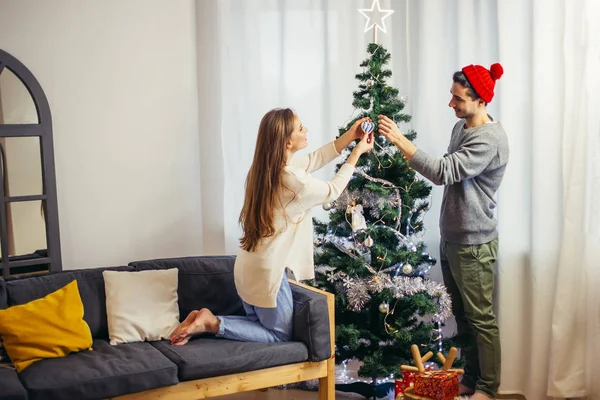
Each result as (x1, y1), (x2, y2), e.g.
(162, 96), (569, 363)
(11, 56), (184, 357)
(343, 275), (452, 324)
(317, 235), (452, 324)
(354, 168), (403, 230)
(317, 143), (448, 331)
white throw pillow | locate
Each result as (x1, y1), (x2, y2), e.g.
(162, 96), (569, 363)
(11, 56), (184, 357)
(103, 269), (180, 345)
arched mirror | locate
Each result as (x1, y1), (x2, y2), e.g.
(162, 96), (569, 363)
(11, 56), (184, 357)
(0, 49), (61, 276)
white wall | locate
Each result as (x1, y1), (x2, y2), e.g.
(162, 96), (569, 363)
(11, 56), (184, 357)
(0, 0), (202, 269)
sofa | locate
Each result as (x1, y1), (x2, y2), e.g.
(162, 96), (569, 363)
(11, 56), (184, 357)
(0, 256), (335, 400)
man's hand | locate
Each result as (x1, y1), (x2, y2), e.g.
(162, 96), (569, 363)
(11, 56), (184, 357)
(377, 115), (404, 143)
(378, 115), (417, 159)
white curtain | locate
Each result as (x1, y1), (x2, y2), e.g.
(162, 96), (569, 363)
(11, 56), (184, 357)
(546, 0), (600, 398)
(195, 1), (600, 399)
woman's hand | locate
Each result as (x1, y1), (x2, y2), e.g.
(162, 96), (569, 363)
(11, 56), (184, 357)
(346, 132), (374, 166)
(348, 116), (372, 140)
(355, 132), (374, 155)
(335, 117), (373, 153)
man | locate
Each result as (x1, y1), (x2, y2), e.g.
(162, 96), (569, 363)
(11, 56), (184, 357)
(378, 63), (508, 400)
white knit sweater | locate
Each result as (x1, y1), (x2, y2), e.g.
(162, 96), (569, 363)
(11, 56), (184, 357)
(234, 141), (355, 308)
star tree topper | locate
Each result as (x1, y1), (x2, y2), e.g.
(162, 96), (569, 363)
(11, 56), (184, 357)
(358, 0), (395, 43)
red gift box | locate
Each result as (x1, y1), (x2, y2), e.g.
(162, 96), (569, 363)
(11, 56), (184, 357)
(413, 371), (459, 400)
(395, 371), (418, 397)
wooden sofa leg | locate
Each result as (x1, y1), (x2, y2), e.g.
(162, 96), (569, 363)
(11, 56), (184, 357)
(318, 357), (335, 400)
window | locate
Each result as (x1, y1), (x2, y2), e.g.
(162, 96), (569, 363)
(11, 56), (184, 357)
(0, 49), (62, 276)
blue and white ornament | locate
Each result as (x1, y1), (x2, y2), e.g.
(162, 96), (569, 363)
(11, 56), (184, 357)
(360, 121), (375, 135)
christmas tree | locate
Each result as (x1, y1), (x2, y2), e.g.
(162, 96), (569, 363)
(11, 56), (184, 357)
(312, 43), (453, 388)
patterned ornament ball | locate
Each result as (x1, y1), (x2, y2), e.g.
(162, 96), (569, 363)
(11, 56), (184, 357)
(402, 264), (413, 275)
(379, 302), (389, 314)
(361, 121), (375, 135)
(322, 202), (333, 211)
(364, 236), (374, 247)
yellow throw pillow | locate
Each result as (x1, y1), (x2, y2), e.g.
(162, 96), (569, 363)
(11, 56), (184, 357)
(0, 280), (93, 372)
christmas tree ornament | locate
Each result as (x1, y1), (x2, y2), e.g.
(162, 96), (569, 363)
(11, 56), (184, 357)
(364, 236), (374, 247)
(361, 121), (375, 135)
(346, 200), (367, 232)
(314, 238), (322, 246)
(379, 302), (389, 313)
(322, 202), (333, 211)
(361, 120), (375, 143)
(402, 263), (413, 275)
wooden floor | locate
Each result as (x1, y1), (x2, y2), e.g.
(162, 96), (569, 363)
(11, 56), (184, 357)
(217, 388), (527, 399)
(218, 390), (362, 399)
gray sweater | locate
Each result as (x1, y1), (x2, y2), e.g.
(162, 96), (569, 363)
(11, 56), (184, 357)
(409, 119), (509, 245)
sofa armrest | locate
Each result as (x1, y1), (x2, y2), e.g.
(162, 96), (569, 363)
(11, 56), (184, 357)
(290, 280), (334, 362)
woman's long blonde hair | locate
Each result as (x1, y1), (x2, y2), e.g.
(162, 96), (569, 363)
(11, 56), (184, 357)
(239, 108), (295, 252)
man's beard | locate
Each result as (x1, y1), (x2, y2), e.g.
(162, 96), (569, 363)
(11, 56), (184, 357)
(455, 108), (474, 119)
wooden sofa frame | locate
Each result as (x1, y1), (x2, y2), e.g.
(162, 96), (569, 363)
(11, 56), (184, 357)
(110, 281), (336, 400)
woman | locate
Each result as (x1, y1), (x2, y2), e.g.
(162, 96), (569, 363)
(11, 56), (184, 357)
(170, 108), (373, 345)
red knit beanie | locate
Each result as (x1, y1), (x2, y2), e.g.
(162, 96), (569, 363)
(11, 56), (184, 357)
(461, 63), (504, 103)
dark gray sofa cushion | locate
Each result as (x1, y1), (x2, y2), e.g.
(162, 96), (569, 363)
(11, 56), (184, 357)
(4, 266), (134, 338)
(0, 367), (28, 400)
(132, 256), (334, 362)
(0, 278), (7, 310)
(291, 282), (332, 361)
(151, 338), (308, 381)
(1, 279), (28, 400)
(18, 339), (178, 400)
(129, 256), (244, 320)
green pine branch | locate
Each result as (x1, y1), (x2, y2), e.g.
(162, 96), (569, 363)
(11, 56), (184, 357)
(309, 43), (456, 379)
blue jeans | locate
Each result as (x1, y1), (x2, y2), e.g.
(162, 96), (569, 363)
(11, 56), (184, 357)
(216, 273), (293, 342)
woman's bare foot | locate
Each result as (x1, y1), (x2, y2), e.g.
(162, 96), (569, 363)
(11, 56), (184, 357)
(170, 310), (199, 344)
(170, 308), (219, 346)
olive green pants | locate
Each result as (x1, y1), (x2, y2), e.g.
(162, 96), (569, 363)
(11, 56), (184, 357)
(440, 238), (501, 399)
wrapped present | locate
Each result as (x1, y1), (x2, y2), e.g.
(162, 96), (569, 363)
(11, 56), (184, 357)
(395, 370), (418, 397)
(413, 371), (459, 400)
